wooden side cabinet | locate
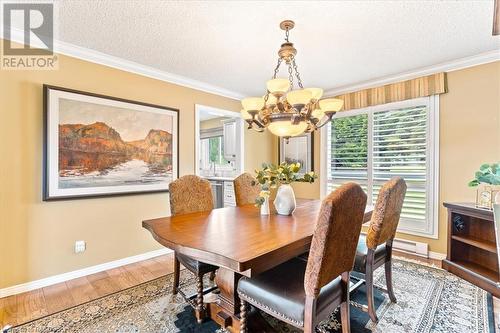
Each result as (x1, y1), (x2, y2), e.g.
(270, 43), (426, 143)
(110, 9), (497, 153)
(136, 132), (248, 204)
(442, 202), (500, 297)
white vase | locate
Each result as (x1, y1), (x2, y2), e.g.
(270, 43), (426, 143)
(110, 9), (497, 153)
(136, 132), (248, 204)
(274, 184), (296, 215)
(260, 197), (270, 215)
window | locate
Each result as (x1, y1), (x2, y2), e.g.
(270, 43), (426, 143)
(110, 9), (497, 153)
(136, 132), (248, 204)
(322, 96), (439, 237)
(199, 128), (232, 172)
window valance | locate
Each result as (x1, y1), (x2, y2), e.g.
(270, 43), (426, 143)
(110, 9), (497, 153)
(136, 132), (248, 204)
(200, 127), (223, 139)
(335, 72), (447, 111)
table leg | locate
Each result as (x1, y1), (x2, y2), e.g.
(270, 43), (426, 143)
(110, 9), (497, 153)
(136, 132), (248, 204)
(205, 267), (276, 332)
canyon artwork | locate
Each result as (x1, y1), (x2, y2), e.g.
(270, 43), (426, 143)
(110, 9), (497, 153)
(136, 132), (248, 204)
(59, 122), (173, 188)
(55, 96), (176, 191)
(44, 86), (178, 200)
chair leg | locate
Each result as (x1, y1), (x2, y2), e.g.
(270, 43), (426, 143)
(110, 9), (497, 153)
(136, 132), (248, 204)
(385, 259), (397, 303)
(195, 274), (205, 324)
(239, 299), (247, 333)
(172, 254), (180, 295)
(303, 321), (314, 333)
(340, 272), (351, 333)
(209, 271), (216, 282)
(385, 242), (397, 303)
(366, 250), (379, 323)
(304, 295), (317, 333)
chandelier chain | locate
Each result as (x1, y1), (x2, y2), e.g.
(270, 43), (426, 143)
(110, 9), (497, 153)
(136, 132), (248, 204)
(285, 28), (290, 42)
(272, 58), (282, 79)
(291, 57), (304, 89)
(287, 62), (294, 89)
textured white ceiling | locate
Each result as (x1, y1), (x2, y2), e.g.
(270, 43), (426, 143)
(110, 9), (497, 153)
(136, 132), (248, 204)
(57, 0), (499, 97)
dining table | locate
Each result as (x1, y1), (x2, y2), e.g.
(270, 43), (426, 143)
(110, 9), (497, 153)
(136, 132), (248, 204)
(142, 198), (373, 332)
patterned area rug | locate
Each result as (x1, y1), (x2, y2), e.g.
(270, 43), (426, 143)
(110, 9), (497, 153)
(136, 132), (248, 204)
(8, 259), (494, 333)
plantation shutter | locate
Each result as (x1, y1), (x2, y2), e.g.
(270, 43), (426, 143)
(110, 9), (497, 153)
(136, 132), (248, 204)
(372, 105), (428, 222)
(327, 114), (369, 194)
(325, 96), (437, 235)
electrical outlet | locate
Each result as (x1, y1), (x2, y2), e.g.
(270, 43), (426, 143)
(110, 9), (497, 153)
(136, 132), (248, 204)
(75, 240), (86, 253)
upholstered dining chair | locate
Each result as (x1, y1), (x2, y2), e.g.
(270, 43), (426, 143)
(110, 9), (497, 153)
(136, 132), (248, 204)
(233, 172), (261, 206)
(352, 177), (407, 323)
(169, 175), (219, 323)
(238, 182), (368, 333)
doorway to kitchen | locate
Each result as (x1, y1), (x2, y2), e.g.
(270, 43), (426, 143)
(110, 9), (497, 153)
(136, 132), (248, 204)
(195, 105), (244, 208)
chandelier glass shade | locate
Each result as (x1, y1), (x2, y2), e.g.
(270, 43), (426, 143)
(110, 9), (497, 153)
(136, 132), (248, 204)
(241, 20), (344, 138)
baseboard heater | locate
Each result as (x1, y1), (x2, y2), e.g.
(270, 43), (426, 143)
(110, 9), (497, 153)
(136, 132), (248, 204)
(361, 232), (429, 257)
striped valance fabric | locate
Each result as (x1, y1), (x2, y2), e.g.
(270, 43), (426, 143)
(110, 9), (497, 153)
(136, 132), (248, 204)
(200, 127), (223, 139)
(335, 72), (447, 111)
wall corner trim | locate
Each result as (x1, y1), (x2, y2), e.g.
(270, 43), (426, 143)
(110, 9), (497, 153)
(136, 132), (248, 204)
(0, 248), (172, 298)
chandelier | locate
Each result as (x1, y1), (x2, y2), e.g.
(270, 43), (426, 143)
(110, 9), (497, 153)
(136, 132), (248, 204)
(241, 20), (344, 138)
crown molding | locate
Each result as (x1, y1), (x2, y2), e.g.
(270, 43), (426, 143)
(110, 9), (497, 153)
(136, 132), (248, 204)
(324, 50), (500, 97)
(5, 28), (245, 100)
(5, 28), (498, 100)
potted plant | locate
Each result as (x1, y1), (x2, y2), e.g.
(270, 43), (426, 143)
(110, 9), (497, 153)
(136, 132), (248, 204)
(468, 163), (500, 209)
(254, 162), (317, 215)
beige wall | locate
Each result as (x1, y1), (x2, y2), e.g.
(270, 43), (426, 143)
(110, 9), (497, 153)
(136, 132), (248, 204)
(0, 52), (273, 288)
(400, 61), (500, 253)
(291, 61), (500, 254)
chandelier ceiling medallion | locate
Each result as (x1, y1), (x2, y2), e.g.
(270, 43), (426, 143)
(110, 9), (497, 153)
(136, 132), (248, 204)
(241, 20), (344, 138)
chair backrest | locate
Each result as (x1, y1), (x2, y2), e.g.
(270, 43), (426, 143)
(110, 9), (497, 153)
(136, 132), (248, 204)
(304, 182), (367, 297)
(233, 172), (261, 206)
(365, 177), (407, 249)
(169, 175), (213, 216)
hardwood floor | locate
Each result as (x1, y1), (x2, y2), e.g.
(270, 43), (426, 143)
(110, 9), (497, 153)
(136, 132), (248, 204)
(0, 253), (174, 328)
(0, 252), (498, 331)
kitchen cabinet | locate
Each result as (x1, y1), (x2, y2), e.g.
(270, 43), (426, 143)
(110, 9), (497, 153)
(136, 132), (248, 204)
(222, 119), (237, 161)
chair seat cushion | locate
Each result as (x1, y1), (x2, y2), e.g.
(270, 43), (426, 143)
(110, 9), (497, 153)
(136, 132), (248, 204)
(176, 252), (218, 275)
(238, 258), (342, 327)
(353, 235), (387, 273)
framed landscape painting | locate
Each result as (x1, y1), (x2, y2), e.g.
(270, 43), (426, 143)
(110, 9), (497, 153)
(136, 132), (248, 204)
(43, 85), (179, 200)
(278, 132), (314, 175)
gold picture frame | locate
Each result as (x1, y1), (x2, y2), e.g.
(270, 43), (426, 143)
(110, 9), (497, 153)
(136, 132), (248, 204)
(475, 186), (499, 210)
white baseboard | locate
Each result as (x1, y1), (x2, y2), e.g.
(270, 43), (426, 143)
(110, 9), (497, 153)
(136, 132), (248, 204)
(361, 232), (446, 261)
(0, 248), (172, 298)
(0, 241), (447, 299)
(428, 251), (447, 261)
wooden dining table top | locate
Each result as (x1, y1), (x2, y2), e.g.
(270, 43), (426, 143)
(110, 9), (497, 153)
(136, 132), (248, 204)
(143, 199), (373, 276)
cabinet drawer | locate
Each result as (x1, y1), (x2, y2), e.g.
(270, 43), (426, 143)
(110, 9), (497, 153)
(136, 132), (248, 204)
(224, 181), (234, 190)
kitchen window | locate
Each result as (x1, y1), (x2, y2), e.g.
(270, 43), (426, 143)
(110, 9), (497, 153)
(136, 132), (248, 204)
(199, 128), (233, 172)
(321, 96), (439, 237)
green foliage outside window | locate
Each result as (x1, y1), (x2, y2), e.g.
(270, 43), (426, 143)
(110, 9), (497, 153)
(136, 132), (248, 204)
(331, 115), (368, 168)
(208, 136), (228, 165)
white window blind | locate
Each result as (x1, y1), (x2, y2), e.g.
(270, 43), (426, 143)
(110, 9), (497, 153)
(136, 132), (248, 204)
(324, 97), (438, 237)
(372, 106), (427, 222)
(327, 114), (368, 193)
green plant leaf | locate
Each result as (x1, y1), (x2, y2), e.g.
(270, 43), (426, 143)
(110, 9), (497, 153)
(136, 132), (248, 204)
(468, 180), (480, 187)
(480, 163), (490, 171)
(254, 162), (317, 190)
